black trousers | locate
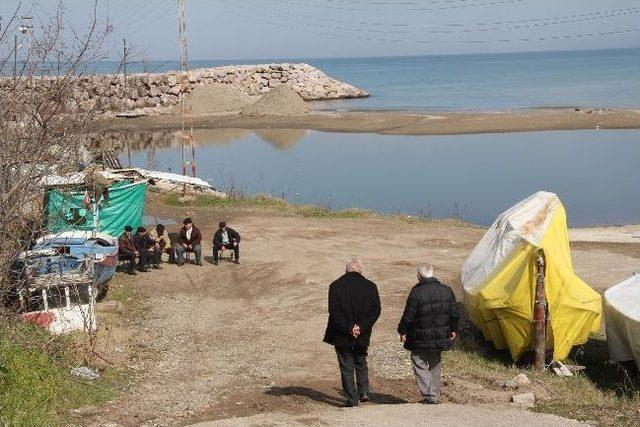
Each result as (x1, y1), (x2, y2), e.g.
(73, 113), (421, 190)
(335, 346), (369, 405)
(213, 243), (239, 261)
(138, 248), (162, 269)
(118, 253), (137, 273)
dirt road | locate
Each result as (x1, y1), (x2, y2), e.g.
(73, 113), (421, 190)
(87, 204), (639, 426)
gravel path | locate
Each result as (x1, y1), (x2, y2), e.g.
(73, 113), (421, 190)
(191, 403), (586, 427)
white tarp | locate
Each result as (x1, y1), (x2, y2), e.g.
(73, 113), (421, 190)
(604, 274), (640, 368)
(43, 168), (214, 190)
(462, 191), (559, 294)
(129, 168), (213, 189)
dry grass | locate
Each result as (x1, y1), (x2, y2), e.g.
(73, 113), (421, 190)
(445, 328), (640, 426)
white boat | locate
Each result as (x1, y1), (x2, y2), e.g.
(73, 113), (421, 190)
(25, 230), (118, 300)
(18, 259), (97, 334)
(604, 274), (640, 369)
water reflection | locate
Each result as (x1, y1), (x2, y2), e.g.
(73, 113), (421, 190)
(96, 128), (640, 226)
(94, 128), (308, 171)
(254, 129), (308, 151)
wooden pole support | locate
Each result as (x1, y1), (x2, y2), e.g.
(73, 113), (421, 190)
(533, 249), (547, 371)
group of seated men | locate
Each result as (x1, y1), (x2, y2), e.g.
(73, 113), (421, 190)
(117, 218), (241, 275)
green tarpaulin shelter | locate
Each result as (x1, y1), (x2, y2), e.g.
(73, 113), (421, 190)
(46, 181), (147, 237)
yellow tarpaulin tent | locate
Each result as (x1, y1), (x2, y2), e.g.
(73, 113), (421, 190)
(461, 191), (602, 361)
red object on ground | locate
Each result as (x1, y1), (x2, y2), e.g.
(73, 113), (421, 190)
(21, 311), (55, 328)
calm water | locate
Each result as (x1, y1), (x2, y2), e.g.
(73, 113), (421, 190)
(93, 48), (640, 111)
(122, 129), (640, 226)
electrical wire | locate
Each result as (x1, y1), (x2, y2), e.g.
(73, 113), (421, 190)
(239, 1), (640, 35)
(215, 0), (640, 45)
(240, 2), (640, 31)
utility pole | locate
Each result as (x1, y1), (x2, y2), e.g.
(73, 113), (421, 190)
(18, 16), (33, 73)
(178, 0), (188, 73)
(177, 0), (195, 190)
(13, 34), (17, 78)
(533, 250), (547, 371)
(123, 38), (128, 88)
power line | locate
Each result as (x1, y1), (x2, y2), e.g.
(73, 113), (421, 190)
(215, 0), (640, 45)
(239, 1), (639, 35)
(270, 0), (526, 12)
(241, 2), (639, 31)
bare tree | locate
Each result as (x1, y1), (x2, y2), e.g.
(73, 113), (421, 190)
(0, 2), (111, 309)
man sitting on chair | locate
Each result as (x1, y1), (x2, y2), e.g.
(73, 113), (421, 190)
(118, 225), (138, 275)
(176, 217), (203, 266)
(213, 221), (240, 265)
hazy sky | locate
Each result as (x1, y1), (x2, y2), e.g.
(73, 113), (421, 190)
(3, 0), (639, 60)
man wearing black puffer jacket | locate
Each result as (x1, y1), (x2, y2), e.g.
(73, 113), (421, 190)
(398, 264), (459, 404)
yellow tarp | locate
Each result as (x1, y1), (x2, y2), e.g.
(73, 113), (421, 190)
(464, 194), (602, 361)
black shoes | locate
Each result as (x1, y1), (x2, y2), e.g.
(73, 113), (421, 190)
(127, 270), (138, 276)
(234, 259), (240, 264)
(359, 394), (370, 403)
(420, 397), (439, 405)
(213, 261), (219, 265)
(341, 402), (358, 408)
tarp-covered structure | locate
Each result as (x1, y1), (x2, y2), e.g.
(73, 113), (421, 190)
(45, 180), (146, 238)
(605, 274), (640, 369)
(461, 191), (602, 361)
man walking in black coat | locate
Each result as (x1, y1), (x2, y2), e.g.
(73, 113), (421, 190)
(323, 259), (381, 407)
(213, 221), (241, 265)
(398, 264), (459, 404)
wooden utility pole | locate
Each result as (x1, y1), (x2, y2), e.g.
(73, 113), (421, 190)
(533, 250), (547, 371)
(13, 34), (17, 78)
(122, 38), (128, 88)
(178, 0), (188, 73)
(178, 0), (187, 184)
(177, 0), (196, 193)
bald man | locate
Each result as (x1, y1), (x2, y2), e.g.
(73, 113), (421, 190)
(323, 259), (381, 407)
(398, 264), (459, 404)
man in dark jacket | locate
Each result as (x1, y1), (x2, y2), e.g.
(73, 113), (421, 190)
(323, 259), (381, 407)
(118, 225), (138, 275)
(213, 221), (241, 265)
(134, 227), (162, 271)
(398, 264), (459, 404)
(176, 217), (203, 266)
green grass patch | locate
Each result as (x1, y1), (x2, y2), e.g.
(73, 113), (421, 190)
(164, 193), (289, 210)
(294, 205), (370, 219)
(164, 193), (372, 219)
(0, 318), (116, 426)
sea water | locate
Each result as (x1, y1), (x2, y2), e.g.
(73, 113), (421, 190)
(124, 129), (640, 226)
(92, 47), (640, 111)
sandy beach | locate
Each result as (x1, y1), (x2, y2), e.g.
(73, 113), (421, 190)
(104, 108), (640, 136)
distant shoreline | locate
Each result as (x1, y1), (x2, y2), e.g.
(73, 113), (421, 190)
(104, 107), (640, 136)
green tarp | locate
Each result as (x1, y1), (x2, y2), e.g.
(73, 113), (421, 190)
(46, 181), (146, 237)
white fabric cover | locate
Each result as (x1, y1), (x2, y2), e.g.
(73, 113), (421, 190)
(605, 274), (640, 367)
(462, 191), (559, 294)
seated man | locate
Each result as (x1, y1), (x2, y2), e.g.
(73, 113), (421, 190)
(213, 221), (241, 265)
(118, 225), (138, 275)
(176, 217), (203, 266)
(149, 223), (171, 262)
(134, 226), (162, 271)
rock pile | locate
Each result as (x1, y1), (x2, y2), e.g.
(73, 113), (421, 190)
(2, 63), (368, 117)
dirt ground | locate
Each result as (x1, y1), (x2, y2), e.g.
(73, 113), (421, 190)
(84, 202), (640, 427)
(103, 108), (640, 136)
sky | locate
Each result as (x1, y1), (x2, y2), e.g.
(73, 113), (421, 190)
(2, 0), (639, 61)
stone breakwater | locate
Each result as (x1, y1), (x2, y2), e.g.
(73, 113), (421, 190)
(8, 63), (368, 116)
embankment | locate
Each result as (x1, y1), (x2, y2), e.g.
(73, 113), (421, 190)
(4, 64), (368, 116)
